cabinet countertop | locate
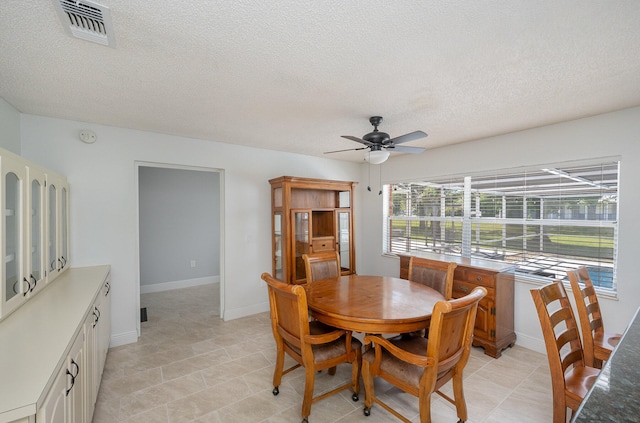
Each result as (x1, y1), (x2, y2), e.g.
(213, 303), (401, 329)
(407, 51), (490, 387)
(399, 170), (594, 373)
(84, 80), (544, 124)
(0, 265), (111, 421)
(398, 251), (517, 273)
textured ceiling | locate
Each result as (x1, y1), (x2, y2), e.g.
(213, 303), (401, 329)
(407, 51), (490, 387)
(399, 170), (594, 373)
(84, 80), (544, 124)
(1, 1), (639, 162)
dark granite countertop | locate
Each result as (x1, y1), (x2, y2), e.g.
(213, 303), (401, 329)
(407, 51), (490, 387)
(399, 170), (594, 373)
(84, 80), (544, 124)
(572, 307), (640, 422)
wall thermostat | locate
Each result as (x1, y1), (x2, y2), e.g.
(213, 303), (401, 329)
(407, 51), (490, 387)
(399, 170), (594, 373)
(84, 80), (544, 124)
(79, 129), (97, 144)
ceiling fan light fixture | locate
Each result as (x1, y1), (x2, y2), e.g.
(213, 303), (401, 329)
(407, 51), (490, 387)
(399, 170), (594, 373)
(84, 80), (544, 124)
(365, 150), (390, 164)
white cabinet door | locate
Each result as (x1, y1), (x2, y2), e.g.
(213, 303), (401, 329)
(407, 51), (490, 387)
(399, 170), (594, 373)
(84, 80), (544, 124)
(97, 275), (111, 372)
(37, 330), (85, 423)
(24, 164), (46, 296)
(1, 155), (26, 319)
(37, 363), (68, 423)
(84, 308), (97, 421)
(66, 330), (85, 423)
(45, 173), (69, 284)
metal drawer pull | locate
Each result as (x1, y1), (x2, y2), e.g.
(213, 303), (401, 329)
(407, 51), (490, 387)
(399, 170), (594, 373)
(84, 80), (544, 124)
(457, 285), (471, 293)
(476, 276), (483, 282)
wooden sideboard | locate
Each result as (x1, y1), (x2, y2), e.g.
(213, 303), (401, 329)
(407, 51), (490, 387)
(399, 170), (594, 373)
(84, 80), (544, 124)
(399, 252), (516, 358)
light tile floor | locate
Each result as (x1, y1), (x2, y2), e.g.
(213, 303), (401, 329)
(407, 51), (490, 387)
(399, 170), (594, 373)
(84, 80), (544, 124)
(93, 284), (555, 423)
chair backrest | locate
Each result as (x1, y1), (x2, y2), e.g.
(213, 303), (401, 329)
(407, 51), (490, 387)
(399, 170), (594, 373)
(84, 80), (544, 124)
(302, 251), (341, 283)
(261, 272), (310, 352)
(425, 286), (487, 386)
(530, 280), (587, 394)
(566, 266), (604, 365)
(408, 256), (457, 299)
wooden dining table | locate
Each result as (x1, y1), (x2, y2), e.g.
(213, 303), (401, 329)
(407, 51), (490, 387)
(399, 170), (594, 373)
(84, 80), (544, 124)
(304, 274), (446, 334)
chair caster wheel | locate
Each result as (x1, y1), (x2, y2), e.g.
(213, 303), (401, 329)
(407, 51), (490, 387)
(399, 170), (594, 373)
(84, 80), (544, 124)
(457, 420), (465, 423)
(352, 393), (359, 401)
(301, 419), (308, 423)
(272, 386), (279, 396)
(363, 407), (370, 416)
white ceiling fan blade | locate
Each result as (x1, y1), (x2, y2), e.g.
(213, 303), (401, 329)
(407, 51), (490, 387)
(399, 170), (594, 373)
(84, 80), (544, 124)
(341, 135), (373, 146)
(324, 146), (368, 154)
(387, 130), (428, 145)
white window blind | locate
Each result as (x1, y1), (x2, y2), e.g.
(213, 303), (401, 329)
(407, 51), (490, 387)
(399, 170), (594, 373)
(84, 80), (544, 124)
(383, 159), (619, 290)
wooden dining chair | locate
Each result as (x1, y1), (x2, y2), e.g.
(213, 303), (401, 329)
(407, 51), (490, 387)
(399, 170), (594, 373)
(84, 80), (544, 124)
(530, 280), (600, 423)
(261, 272), (361, 423)
(567, 266), (621, 369)
(302, 251), (341, 283)
(408, 256), (457, 300)
(361, 286), (487, 423)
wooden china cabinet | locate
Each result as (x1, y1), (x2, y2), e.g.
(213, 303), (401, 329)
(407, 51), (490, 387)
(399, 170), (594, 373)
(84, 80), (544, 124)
(269, 176), (357, 284)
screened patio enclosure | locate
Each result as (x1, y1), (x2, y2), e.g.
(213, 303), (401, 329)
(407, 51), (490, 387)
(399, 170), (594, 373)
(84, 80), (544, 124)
(383, 160), (619, 289)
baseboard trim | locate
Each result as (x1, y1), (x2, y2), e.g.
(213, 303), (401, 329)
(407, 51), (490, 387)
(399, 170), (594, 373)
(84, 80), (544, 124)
(109, 330), (138, 348)
(140, 276), (220, 294)
(223, 301), (270, 321)
(514, 331), (546, 355)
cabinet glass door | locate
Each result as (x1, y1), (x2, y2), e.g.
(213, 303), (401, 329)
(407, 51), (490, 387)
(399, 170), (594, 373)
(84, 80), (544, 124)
(27, 167), (47, 291)
(5, 171), (22, 301)
(273, 212), (283, 280)
(31, 179), (42, 280)
(60, 186), (68, 270)
(337, 211), (351, 272)
(48, 183), (57, 274)
(292, 211), (310, 282)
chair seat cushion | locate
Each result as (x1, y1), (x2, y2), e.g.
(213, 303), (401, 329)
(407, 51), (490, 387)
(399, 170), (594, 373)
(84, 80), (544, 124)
(363, 334), (429, 386)
(287, 321), (362, 362)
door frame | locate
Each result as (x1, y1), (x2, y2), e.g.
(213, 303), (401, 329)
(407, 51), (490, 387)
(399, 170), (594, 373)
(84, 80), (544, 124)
(134, 161), (225, 337)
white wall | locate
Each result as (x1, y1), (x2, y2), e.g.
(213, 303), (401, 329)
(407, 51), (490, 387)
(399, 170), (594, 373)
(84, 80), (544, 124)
(0, 97), (21, 154)
(358, 106), (640, 353)
(138, 166), (220, 289)
(19, 115), (363, 346)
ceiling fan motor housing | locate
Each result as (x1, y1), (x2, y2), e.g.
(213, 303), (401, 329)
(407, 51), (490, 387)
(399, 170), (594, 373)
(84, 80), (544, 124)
(363, 131), (390, 145)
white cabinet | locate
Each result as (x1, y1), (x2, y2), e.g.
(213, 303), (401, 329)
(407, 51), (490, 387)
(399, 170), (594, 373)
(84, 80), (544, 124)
(38, 330), (85, 423)
(46, 173), (70, 284)
(0, 266), (111, 423)
(0, 147), (70, 321)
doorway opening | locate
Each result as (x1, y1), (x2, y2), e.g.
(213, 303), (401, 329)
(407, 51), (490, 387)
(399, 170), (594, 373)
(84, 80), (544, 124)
(135, 162), (224, 336)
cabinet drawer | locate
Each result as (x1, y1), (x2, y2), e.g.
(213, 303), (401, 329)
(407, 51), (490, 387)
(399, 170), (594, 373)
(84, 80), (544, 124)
(312, 237), (335, 252)
(453, 280), (495, 300)
(455, 268), (496, 288)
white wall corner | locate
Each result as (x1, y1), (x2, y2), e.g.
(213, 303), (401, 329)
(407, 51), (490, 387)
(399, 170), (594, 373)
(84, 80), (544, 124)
(109, 330), (139, 348)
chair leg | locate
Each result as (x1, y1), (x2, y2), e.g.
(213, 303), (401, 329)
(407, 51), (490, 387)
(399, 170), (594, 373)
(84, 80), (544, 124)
(552, 401), (567, 423)
(351, 350), (362, 401)
(328, 366), (337, 375)
(273, 347), (285, 389)
(417, 389), (432, 423)
(301, 366), (315, 419)
(362, 359), (375, 414)
(451, 371), (468, 423)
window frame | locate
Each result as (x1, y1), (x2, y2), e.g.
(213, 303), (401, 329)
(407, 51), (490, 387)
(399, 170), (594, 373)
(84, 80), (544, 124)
(383, 158), (620, 293)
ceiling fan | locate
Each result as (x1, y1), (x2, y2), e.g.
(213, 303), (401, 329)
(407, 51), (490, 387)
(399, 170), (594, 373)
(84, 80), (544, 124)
(325, 116), (427, 164)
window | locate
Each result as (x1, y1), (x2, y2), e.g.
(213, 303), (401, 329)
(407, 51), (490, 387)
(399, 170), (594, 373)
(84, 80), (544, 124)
(383, 159), (619, 290)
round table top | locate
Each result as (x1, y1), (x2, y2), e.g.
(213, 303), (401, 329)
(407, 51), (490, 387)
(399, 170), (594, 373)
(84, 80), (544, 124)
(305, 274), (445, 334)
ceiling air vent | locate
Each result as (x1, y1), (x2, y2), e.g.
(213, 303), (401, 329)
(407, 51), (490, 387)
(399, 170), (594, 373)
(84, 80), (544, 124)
(53, 0), (116, 47)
